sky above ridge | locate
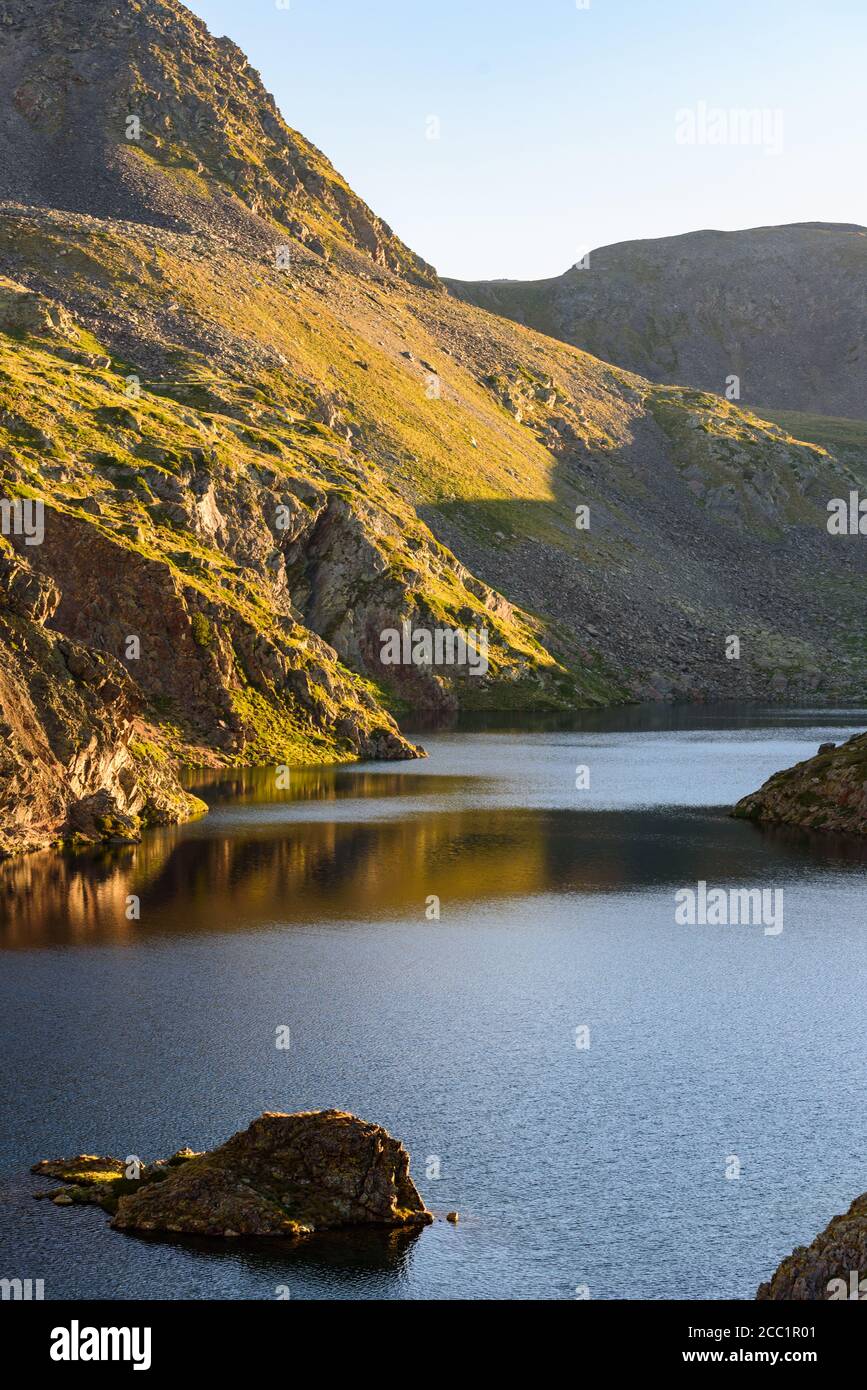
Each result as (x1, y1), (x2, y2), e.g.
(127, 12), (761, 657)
(186, 0), (867, 281)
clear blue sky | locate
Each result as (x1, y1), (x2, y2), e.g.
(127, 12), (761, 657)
(186, 0), (867, 281)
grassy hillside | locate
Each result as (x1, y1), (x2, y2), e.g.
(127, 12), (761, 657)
(756, 409), (867, 481)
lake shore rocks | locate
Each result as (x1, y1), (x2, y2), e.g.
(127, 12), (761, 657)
(732, 731), (867, 835)
(33, 1110), (433, 1237)
(757, 1191), (867, 1299)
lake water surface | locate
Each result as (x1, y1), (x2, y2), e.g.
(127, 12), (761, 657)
(2, 704), (866, 1300)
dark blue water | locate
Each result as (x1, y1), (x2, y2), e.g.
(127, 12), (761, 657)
(1, 705), (866, 1300)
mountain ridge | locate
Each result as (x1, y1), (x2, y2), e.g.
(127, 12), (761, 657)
(447, 222), (867, 419)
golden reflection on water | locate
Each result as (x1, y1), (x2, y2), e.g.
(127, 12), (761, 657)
(0, 807), (550, 946)
(2, 765), (865, 947)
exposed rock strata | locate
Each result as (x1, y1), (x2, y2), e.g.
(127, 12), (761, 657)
(0, 543), (204, 856)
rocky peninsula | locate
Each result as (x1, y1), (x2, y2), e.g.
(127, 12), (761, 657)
(733, 731), (867, 835)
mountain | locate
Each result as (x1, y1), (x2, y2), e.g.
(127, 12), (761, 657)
(447, 223), (867, 419)
(2, 0), (867, 854)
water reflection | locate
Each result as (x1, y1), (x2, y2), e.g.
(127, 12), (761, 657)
(189, 766), (483, 807)
(406, 703), (867, 736)
(2, 759), (866, 946)
(123, 1221), (425, 1283)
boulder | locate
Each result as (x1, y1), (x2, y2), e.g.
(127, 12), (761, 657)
(36, 1111), (433, 1238)
(0, 276), (78, 340)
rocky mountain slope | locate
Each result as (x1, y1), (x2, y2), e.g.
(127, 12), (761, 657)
(2, 0), (867, 855)
(0, 0), (436, 285)
(448, 223), (867, 419)
(733, 731), (867, 834)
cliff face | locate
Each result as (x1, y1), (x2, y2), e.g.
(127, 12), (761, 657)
(448, 223), (867, 419)
(2, 0), (867, 855)
(0, 543), (204, 855)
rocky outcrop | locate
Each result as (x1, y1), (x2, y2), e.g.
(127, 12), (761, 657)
(733, 733), (867, 834)
(758, 1192), (867, 1299)
(0, 543), (205, 856)
(0, 274), (77, 338)
(34, 1110), (434, 1236)
(8, 502), (420, 766)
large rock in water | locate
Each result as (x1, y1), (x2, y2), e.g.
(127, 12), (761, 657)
(108, 1111), (432, 1237)
(758, 1192), (867, 1299)
(732, 732), (867, 835)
